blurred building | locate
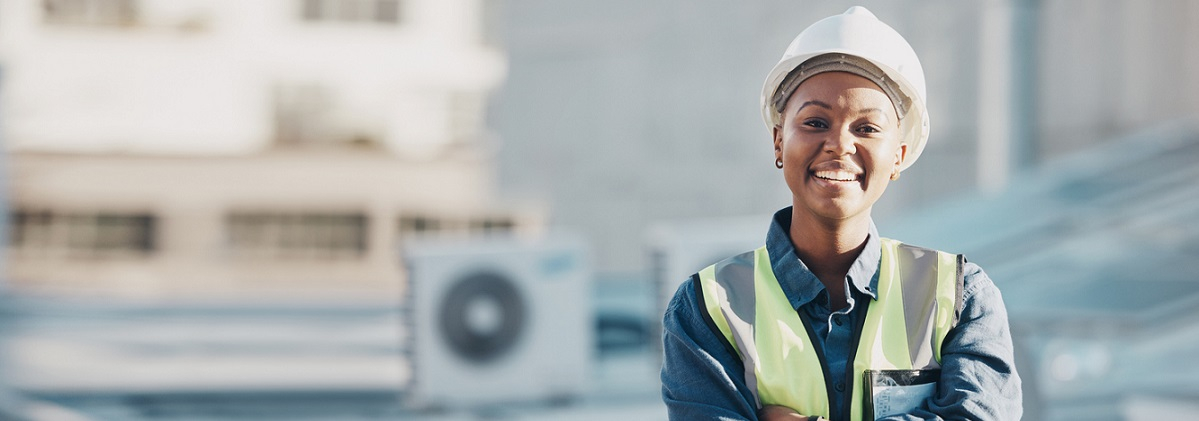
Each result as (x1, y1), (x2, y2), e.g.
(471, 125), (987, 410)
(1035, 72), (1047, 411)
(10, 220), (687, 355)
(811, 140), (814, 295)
(0, 0), (539, 299)
(492, 0), (1199, 275)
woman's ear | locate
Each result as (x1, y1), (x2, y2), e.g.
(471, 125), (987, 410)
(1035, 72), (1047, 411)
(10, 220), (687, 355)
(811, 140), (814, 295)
(773, 125), (784, 159)
(891, 143), (908, 180)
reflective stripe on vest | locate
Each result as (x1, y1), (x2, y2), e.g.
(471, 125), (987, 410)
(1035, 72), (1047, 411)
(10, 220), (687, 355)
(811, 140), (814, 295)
(697, 238), (963, 420)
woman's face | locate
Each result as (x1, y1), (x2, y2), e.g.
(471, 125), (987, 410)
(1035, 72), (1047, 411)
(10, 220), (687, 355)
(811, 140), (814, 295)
(773, 71), (907, 224)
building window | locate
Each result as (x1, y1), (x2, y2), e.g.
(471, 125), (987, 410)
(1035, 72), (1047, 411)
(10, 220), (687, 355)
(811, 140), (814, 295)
(272, 83), (382, 149)
(9, 210), (156, 257)
(398, 214), (516, 239)
(469, 216), (515, 233)
(301, 0), (402, 25)
(273, 84), (333, 147)
(398, 215), (442, 235)
(227, 212), (368, 259)
(42, 0), (138, 27)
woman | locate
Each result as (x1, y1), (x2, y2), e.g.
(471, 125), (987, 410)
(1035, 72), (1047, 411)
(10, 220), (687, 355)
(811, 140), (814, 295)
(660, 7), (1022, 421)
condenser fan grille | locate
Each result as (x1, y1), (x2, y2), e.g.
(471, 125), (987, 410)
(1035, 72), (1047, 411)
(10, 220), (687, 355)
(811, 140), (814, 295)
(437, 272), (526, 363)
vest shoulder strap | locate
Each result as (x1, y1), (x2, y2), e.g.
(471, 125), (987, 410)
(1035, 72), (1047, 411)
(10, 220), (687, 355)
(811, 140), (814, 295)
(691, 272), (742, 364)
(880, 238), (965, 365)
(696, 249), (764, 403)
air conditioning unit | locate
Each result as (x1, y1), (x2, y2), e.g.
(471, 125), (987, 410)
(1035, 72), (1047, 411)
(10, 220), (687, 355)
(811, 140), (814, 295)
(404, 235), (591, 408)
(648, 216), (766, 347)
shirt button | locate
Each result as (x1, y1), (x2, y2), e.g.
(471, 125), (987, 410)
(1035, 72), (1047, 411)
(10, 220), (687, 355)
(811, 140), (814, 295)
(835, 382), (845, 392)
(833, 316), (843, 326)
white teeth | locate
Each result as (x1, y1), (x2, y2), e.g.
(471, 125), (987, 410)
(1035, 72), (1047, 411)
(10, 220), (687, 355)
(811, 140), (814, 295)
(814, 170), (858, 182)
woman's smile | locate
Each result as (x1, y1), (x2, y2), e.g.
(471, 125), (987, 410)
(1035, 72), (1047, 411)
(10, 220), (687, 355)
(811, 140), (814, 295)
(809, 160), (863, 184)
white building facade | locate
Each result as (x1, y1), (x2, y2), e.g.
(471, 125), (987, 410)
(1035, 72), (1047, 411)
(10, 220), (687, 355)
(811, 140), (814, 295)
(0, 0), (535, 299)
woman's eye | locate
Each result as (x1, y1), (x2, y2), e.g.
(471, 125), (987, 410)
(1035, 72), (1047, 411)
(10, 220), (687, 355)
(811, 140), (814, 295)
(857, 125), (880, 134)
(803, 119), (828, 129)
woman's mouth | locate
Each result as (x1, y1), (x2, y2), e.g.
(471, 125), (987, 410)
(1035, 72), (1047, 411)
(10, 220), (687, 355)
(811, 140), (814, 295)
(812, 170), (859, 182)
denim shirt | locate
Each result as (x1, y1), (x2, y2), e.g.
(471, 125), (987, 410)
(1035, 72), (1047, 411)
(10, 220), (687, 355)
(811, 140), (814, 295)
(661, 208), (1022, 420)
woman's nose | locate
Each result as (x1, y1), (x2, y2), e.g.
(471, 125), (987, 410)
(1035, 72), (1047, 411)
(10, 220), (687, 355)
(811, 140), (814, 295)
(824, 127), (857, 155)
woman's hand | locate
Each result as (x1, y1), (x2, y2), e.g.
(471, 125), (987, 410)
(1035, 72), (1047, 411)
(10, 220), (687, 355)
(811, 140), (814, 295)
(758, 405), (819, 420)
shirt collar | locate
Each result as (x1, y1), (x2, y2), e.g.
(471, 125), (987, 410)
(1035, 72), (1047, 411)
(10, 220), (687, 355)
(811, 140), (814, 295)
(764, 207), (881, 310)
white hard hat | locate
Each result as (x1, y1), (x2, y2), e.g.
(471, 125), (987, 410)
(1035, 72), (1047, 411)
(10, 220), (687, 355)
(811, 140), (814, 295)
(761, 6), (930, 171)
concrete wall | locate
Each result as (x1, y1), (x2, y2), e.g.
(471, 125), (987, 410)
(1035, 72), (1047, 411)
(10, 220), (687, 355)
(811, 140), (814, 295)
(492, 0), (1199, 274)
(492, 0), (987, 273)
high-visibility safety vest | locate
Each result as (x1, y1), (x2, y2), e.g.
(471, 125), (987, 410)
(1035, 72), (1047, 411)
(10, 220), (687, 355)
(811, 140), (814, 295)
(695, 238), (963, 420)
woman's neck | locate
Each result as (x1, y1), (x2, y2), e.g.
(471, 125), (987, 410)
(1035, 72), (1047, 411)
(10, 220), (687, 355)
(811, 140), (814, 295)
(788, 208), (871, 311)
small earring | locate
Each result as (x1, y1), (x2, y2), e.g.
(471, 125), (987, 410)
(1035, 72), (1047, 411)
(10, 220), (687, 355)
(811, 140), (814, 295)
(890, 170), (901, 181)
(775, 158), (783, 169)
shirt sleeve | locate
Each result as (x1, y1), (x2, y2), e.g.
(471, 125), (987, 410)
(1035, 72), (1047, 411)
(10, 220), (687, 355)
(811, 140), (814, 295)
(878, 262), (1024, 420)
(661, 276), (760, 421)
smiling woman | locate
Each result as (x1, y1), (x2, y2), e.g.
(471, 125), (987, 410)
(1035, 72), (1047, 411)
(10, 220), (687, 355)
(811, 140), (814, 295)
(660, 7), (1023, 421)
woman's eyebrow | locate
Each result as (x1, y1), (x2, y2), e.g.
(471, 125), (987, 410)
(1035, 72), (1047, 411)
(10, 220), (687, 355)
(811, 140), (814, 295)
(857, 107), (892, 121)
(797, 100), (832, 112)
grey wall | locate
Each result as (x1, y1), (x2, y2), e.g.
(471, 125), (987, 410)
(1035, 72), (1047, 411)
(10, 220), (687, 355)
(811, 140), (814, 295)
(1035, 0), (1199, 160)
(491, 0), (1199, 274)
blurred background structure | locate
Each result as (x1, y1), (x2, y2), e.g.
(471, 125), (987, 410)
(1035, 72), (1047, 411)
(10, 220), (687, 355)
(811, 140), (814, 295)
(0, 0), (1198, 420)
(2, 0), (534, 298)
